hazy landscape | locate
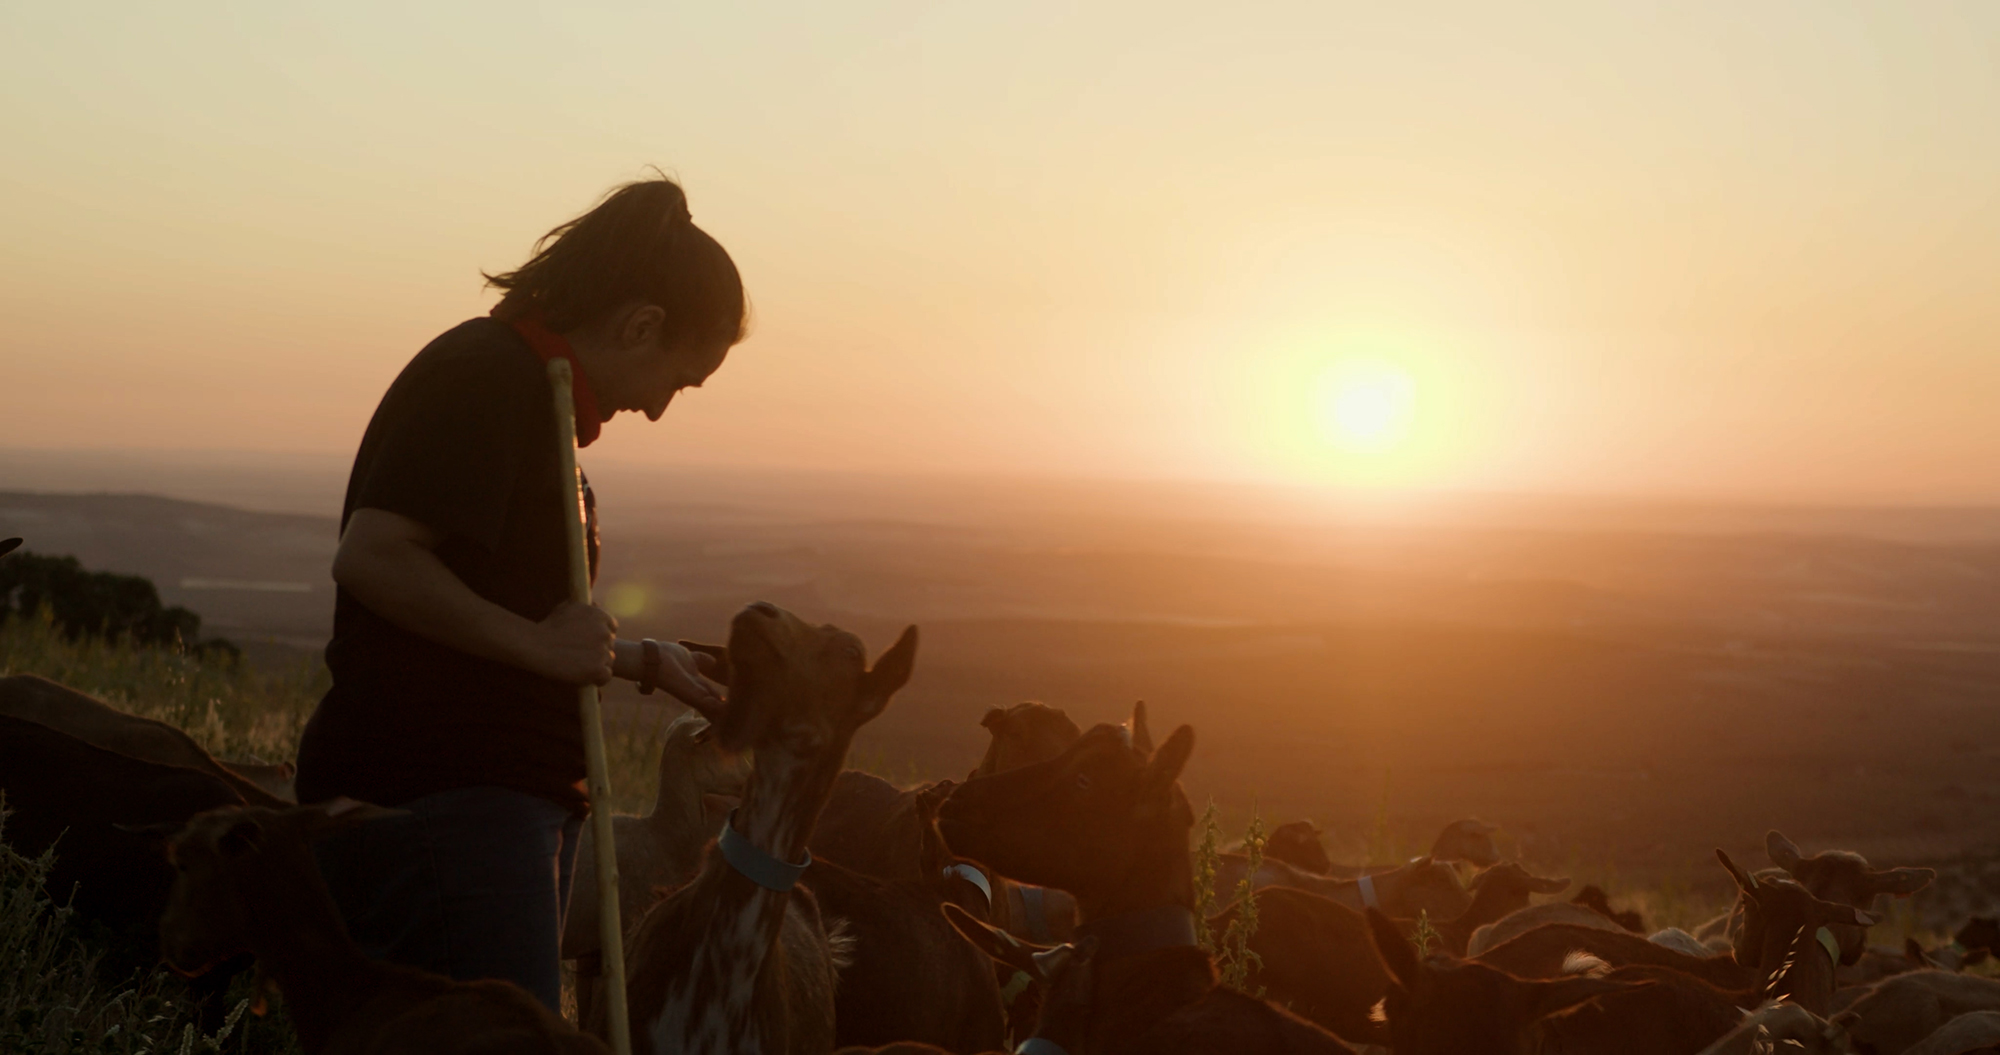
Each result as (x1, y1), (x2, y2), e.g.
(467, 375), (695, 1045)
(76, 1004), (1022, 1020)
(7, 452), (1998, 913)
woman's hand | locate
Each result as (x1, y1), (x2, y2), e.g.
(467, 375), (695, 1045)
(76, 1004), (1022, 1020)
(533, 600), (619, 685)
(611, 638), (728, 718)
(655, 640), (727, 718)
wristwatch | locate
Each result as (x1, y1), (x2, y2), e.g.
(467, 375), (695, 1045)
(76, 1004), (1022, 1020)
(639, 638), (661, 695)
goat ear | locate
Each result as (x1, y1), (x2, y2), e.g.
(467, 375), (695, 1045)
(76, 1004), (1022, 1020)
(1867, 866), (1935, 898)
(677, 641), (732, 687)
(1529, 874), (1573, 894)
(942, 902), (1051, 979)
(1521, 976), (1641, 1022)
(0, 538), (20, 559)
(1366, 907), (1424, 992)
(1766, 830), (1804, 873)
(856, 626), (918, 716)
(1716, 849), (1760, 895)
(980, 707), (1008, 730)
(1127, 701), (1154, 757)
(1140, 725), (1195, 799)
(1904, 937), (1931, 968)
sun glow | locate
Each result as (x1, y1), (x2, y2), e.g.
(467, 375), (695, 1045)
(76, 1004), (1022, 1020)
(1316, 360), (1417, 453)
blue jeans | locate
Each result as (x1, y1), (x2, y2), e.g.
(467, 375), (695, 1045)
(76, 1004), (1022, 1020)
(313, 785), (583, 1012)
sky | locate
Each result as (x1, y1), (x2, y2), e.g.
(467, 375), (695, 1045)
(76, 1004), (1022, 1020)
(2, 2), (1996, 503)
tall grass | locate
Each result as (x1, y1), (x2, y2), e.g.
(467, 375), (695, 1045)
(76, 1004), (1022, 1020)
(0, 609), (321, 769)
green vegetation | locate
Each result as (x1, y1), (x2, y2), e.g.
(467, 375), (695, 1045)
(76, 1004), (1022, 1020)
(1191, 798), (1266, 995)
(0, 804), (285, 1054)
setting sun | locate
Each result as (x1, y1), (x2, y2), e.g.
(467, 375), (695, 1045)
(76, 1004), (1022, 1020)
(1316, 360), (1416, 453)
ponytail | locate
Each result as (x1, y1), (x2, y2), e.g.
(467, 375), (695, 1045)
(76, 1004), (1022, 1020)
(486, 175), (747, 347)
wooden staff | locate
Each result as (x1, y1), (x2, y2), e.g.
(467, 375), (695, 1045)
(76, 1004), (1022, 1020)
(548, 358), (632, 1055)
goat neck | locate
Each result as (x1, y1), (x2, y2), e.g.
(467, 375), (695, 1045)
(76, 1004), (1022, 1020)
(237, 839), (383, 1050)
(636, 606), (916, 1055)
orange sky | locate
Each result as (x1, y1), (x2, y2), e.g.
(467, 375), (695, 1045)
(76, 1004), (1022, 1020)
(2, 3), (1995, 502)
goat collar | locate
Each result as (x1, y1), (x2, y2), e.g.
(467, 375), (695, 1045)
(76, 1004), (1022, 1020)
(1814, 926), (1842, 966)
(1010, 883), (1055, 943)
(943, 863), (993, 911)
(1358, 873), (1382, 911)
(719, 810), (811, 892)
(1075, 903), (1198, 961)
(1016, 1040), (1071, 1055)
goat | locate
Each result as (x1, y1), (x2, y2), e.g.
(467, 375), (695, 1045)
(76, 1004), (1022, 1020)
(562, 712), (751, 1024)
(0, 713), (243, 941)
(1418, 861), (1571, 956)
(971, 700), (1084, 778)
(945, 888), (1355, 1055)
(938, 721), (1353, 1053)
(1693, 1002), (1847, 1055)
(1213, 851), (1473, 922)
(1572, 883), (1646, 933)
(1477, 923), (1755, 991)
(1206, 886), (1391, 1044)
(618, 603), (917, 1055)
(1713, 847), (1879, 1016)
(1468, 903), (1632, 958)
(0, 673), (292, 806)
(1724, 830), (1934, 969)
(1834, 971), (2000, 1055)
(1900, 1009), (2000, 1055)
(1310, 818), (1502, 880)
(1914, 917), (2000, 972)
(1214, 863), (1567, 1043)
(802, 783), (1006, 1053)
(1249, 819), (1334, 875)
(1367, 904), (1743, 1055)
(158, 800), (606, 1054)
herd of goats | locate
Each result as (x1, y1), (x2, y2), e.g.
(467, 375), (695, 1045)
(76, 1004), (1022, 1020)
(5, 591), (2000, 1054)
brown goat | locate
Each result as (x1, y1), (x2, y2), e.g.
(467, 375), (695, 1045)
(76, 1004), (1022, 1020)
(1213, 886), (1390, 1044)
(1368, 906), (1745, 1055)
(1253, 819), (1334, 874)
(0, 673), (293, 806)
(619, 603), (917, 1055)
(1195, 862), (1568, 1045)
(158, 801), (605, 1055)
(1714, 848), (1878, 1016)
(1477, 923), (1757, 991)
(946, 883), (1354, 1055)
(1725, 830), (1934, 968)
(1835, 970), (2000, 1055)
(1422, 861), (1572, 956)
(971, 700), (1084, 778)
(1571, 884), (1646, 933)
(563, 712), (751, 1026)
(938, 722), (1353, 1054)
(802, 783), (1007, 1052)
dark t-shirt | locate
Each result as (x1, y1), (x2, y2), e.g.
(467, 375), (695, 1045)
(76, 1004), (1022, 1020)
(295, 318), (599, 814)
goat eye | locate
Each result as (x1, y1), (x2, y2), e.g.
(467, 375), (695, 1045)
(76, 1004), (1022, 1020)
(1075, 773), (1092, 791)
(692, 728), (711, 744)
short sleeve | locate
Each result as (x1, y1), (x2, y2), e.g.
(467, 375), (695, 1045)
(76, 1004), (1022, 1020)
(348, 341), (542, 552)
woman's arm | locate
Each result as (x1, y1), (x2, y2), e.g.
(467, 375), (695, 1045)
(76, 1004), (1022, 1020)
(332, 507), (616, 684)
(612, 638), (727, 717)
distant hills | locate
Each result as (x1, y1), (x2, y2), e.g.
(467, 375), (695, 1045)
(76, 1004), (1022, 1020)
(4, 469), (1999, 880)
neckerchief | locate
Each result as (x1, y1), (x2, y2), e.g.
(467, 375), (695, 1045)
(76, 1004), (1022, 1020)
(501, 313), (602, 447)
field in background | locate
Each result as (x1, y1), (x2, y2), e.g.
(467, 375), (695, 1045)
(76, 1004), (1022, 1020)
(5, 460), (2000, 916)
